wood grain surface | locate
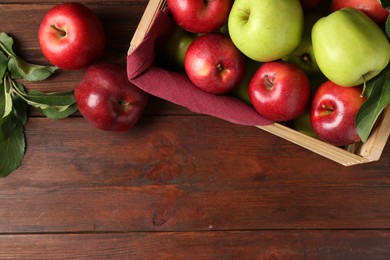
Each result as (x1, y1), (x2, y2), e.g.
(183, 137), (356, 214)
(0, 1), (389, 259)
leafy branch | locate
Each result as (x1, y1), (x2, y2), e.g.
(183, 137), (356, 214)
(0, 32), (77, 177)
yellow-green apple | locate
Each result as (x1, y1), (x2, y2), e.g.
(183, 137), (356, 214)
(283, 12), (324, 76)
(184, 33), (245, 95)
(164, 25), (196, 69)
(310, 81), (367, 146)
(248, 61), (311, 121)
(312, 8), (390, 87)
(38, 2), (105, 70)
(231, 58), (262, 104)
(167, 0), (233, 33)
(331, 0), (389, 25)
(74, 63), (148, 132)
(228, 0), (304, 62)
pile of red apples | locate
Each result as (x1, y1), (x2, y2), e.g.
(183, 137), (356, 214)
(165, 0), (390, 147)
(38, 3), (148, 132)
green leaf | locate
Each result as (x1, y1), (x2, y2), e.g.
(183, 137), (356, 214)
(12, 80), (26, 94)
(1, 80), (13, 119)
(0, 51), (7, 81)
(25, 89), (75, 107)
(0, 79), (26, 152)
(8, 56), (58, 81)
(0, 82), (6, 117)
(0, 32), (17, 57)
(356, 68), (390, 142)
(36, 103), (78, 119)
(0, 114), (18, 143)
(1, 32), (57, 81)
(0, 123), (25, 177)
(12, 94), (28, 125)
(13, 88), (77, 118)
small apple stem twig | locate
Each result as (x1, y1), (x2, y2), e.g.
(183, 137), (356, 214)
(50, 24), (66, 37)
(264, 74), (274, 90)
(216, 63), (224, 72)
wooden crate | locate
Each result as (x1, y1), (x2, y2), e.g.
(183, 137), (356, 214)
(128, 0), (390, 166)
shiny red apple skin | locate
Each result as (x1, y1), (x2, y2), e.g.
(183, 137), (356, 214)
(167, 0), (233, 33)
(38, 2), (105, 70)
(248, 61), (311, 122)
(74, 63), (148, 132)
(310, 81), (367, 146)
(330, 0), (389, 24)
(184, 33), (245, 95)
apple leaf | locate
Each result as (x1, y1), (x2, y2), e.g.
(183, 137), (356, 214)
(0, 123), (25, 177)
(0, 51), (7, 81)
(35, 103), (78, 119)
(0, 94), (25, 142)
(386, 12), (390, 39)
(9, 81), (77, 118)
(355, 66), (390, 142)
(8, 56), (58, 81)
(1, 32), (57, 81)
(12, 94), (28, 125)
(0, 113), (18, 143)
(0, 32), (76, 177)
(1, 80), (13, 120)
(0, 32), (17, 57)
(24, 89), (76, 107)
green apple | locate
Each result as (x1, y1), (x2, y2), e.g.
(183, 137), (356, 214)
(282, 12), (324, 76)
(228, 0), (304, 62)
(312, 8), (390, 87)
(218, 23), (229, 35)
(230, 58), (262, 104)
(164, 25), (196, 69)
(292, 109), (318, 139)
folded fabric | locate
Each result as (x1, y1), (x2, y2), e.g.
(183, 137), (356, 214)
(127, 9), (273, 126)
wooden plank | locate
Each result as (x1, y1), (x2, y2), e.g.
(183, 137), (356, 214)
(0, 231), (389, 259)
(0, 117), (389, 233)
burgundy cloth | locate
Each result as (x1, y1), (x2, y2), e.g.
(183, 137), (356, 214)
(127, 10), (273, 126)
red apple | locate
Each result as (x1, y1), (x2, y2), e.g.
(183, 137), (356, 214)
(167, 0), (233, 33)
(248, 61), (311, 122)
(310, 81), (367, 146)
(300, 0), (327, 10)
(184, 33), (245, 95)
(330, 0), (389, 24)
(74, 63), (148, 132)
(38, 2), (105, 70)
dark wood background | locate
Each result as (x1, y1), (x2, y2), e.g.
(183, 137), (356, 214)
(0, 1), (389, 259)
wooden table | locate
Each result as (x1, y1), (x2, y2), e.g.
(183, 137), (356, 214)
(1, 1), (389, 259)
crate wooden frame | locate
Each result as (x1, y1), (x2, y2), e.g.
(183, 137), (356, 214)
(128, 0), (390, 166)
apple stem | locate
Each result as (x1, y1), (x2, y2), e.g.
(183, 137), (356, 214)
(264, 74), (273, 90)
(50, 24), (66, 37)
(217, 63), (224, 72)
(118, 100), (132, 112)
(321, 104), (334, 114)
